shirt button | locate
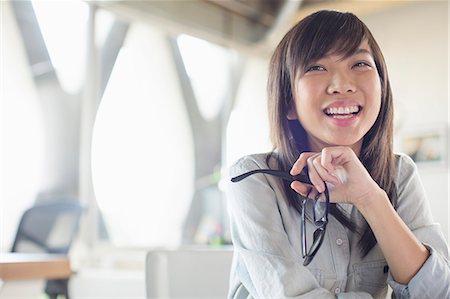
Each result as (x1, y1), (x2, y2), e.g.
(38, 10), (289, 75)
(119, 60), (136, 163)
(334, 287), (341, 294)
(336, 238), (343, 246)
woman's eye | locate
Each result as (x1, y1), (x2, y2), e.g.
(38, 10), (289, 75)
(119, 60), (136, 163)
(353, 61), (372, 68)
(306, 65), (325, 72)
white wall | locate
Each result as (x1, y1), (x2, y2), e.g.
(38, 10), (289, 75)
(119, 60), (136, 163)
(363, 2), (449, 241)
(0, 1), (46, 252)
(225, 56), (272, 166)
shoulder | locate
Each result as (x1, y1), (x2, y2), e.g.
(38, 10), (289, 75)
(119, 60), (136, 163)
(394, 152), (417, 174)
(229, 152), (276, 177)
(394, 153), (418, 187)
(393, 153), (429, 215)
(227, 152), (284, 202)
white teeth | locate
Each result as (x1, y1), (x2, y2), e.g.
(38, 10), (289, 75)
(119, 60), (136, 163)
(325, 105), (360, 115)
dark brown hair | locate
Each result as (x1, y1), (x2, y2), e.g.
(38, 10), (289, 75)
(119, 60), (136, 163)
(267, 10), (397, 256)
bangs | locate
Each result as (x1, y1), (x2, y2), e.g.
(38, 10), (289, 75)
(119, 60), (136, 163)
(289, 11), (367, 74)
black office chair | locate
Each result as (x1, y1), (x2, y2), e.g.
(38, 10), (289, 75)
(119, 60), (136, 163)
(11, 200), (84, 299)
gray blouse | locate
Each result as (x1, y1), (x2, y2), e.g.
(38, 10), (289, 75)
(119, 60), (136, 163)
(226, 153), (449, 298)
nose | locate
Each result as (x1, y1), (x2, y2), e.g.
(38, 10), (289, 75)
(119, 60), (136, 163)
(326, 71), (356, 95)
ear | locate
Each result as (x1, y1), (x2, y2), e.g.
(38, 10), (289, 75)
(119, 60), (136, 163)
(286, 105), (298, 120)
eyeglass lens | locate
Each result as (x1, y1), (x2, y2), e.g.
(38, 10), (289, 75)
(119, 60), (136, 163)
(313, 193), (328, 222)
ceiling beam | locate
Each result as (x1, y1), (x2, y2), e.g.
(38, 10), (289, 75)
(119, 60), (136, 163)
(295, 0), (411, 23)
(204, 0), (276, 27)
(91, 0), (270, 49)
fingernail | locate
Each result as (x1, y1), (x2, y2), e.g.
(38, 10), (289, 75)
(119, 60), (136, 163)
(330, 175), (340, 184)
(321, 183), (327, 193)
(326, 182), (336, 191)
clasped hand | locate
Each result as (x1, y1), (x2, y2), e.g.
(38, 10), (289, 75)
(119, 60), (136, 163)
(290, 146), (381, 208)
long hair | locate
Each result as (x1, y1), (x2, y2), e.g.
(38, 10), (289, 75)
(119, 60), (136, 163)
(267, 10), (397, 256)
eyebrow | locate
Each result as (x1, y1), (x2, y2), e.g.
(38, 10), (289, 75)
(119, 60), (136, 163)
(334, 48), (373, 62)
(353, 48), (372, 56)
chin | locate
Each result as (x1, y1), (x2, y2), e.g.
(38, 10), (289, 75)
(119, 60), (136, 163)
(328, 138), (362, 148)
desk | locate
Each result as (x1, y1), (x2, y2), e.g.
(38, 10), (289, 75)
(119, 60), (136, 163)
(0, 253), (71, 280)
(0, 253), (71, 298)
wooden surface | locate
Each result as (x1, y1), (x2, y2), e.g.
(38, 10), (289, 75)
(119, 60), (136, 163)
(0, 253), (71, 280)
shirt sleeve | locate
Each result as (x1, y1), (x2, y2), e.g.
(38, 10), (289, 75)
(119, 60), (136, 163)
(387, 154), (450, 298)
(388, 244), (450, 299)
(227, 156), (373, 298)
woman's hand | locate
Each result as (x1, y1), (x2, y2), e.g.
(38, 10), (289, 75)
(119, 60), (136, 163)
(289, 146), (382, 208)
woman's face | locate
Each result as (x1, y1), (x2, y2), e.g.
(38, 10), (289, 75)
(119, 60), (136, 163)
(288, 41), (381, 154)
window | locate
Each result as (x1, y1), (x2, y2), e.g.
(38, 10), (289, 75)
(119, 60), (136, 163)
(92, 23), (194, 247)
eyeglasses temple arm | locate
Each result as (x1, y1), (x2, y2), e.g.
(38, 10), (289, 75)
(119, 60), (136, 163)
(230, 169), (312, 185)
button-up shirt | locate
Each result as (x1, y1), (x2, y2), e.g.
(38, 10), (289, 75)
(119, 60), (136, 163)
(226, 153), (450, 298)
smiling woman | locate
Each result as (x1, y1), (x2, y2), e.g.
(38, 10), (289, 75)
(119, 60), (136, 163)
(1, 1), (448, 298)
(226, 9), (450, 299)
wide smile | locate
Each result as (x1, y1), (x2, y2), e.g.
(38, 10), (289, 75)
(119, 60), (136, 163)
(322, 104), (363, 126)
(323, 105), (362, 119)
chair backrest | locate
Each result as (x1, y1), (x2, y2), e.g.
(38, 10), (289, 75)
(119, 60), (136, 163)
(146, 247), (233, 298)
(11, 201), (84, 254)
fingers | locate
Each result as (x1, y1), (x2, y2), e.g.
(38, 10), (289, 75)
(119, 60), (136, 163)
(290, 152), (314, 198)
(307, 154), (326, 193)
(289, 153), (324, 195)
(308, 188), (320, 200)
(290, 146), (368, 205)
(290, 181), (310, 197)
(290, 152), (326, 193)
(290, 181), (319, 199)
(290, 150), (341, 195)
(320, 147), (336, 173)
(321, 147), (355, 184)
(290, 152), (314, 176)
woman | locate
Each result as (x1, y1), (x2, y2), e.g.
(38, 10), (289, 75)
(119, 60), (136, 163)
(227, 10), (450, 298)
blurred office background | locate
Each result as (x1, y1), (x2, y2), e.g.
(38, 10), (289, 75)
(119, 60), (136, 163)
(1, 0), (448, 297)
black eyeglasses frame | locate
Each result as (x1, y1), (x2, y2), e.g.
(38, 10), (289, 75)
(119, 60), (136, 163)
(301, 186), (329, 266)
(230, 168), (330, 266)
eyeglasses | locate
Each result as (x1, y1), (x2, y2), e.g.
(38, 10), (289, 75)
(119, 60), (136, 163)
(231, 169), (330, 266)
